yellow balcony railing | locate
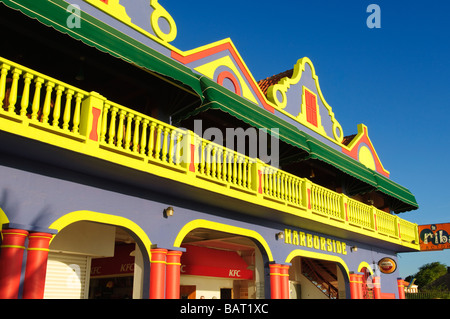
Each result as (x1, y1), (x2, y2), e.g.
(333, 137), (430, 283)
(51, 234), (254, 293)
(0, 56), (419, 249)
(0, 58), (88, 140)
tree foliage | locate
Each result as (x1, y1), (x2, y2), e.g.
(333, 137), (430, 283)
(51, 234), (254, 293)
(407, 262), (447, 288)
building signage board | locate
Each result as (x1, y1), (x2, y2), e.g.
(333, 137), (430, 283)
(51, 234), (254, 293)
(419, 223), (450, 251)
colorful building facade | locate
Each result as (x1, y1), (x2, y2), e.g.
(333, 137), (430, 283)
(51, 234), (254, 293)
(0, 0), (419, 299)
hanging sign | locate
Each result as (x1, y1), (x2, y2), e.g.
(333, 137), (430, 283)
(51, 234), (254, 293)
(378, 257), (397, 274)
(419, 223), (450, 251)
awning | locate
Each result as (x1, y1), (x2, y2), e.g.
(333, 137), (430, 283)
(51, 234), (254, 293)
(180, 245), (253, 280)
(173, 77), (418, 213)
(0, 0), (204, 100)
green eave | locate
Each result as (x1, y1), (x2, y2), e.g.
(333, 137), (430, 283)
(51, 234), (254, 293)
(174, 77), (418, 213)
(0, 0), (204, 100)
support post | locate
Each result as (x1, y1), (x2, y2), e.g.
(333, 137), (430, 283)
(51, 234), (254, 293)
(280, 264), (290, 299)
(149, 248), (167, 299)
(165, 250), (182, 299)
(22, 232), (53, 299)
(397, 278), (406, 299)
(372, 276), (381, 299)
(269, 263), (281, 299)
(0, 229), (28, 299)
(349, 272), (363, 299)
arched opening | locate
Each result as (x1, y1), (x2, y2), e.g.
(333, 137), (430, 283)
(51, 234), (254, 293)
(44, 212), (152, 299)
(286, 251), (349, 299)
(174, 220), (272, 299)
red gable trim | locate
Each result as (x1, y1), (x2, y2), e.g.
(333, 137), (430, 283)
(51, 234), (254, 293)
(171, 41), (275, 113)
(342, 125), (390, 178)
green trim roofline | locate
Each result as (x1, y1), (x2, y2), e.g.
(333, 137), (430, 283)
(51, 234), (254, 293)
(1, 0), (418, 213)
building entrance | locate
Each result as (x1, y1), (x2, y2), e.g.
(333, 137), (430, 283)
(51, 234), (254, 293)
(288, 256), (345, 299)
(179, 228), (265, 299)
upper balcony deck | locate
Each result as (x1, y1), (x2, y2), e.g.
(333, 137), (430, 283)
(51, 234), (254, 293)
(0, 56), (420, 251)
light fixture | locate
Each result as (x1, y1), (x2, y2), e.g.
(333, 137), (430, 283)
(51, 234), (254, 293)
(351, 246), (358, 252)
(164, 206), (174, 217)
(276, 231), (284, 240)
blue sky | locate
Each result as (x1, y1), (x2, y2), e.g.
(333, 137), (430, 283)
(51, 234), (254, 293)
(165, 0), (450, 278)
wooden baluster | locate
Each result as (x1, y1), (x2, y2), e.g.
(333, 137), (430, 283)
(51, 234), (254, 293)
(199, 140), (206, 175)
(232, 153), (238, 185)
(242, 158), (247, 188)
(31, 77), (44, 121)
(52, 85), (64, 127)
(72, 93), (83, 134)
(7, 68), (22, 113)
(238, 156), (243, 186)
(62, 89), (74, 131)
(147, 122), (156, 158)
(20, 73), (34, 117)
(132, 116), (141, 153)
(222, 150), (228, 182)
(247, 160), (252, 190)
(217, 148), (223, 180)
(168, 129), (175, 164)
(140, 119), (149, 156)
(161, 127), (169, 162)
(154, 124), (163, 160)
(211, 146), (217, 178)
(292, 179), (298, 204)
(0, 64), (10, 110)
(124, 112), (134, 150)
(108, 106), (118, 145)
(264, 167), (269, 196)
(227, 151), (232, 183)
(116, 110), (126, 148)
(41, 81), (55, 124)
(175, 131), (182, 165)
(100, 103), (110, 143)
(205, 144), (211, 177)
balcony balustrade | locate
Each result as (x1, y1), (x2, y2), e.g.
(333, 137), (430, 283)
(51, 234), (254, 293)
(0, 56), (419, 249)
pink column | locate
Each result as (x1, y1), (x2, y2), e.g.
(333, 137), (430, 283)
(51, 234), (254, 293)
(280, 265), (290, 299)
(372, 276), (381, 299)
(269, 264), (281, 299)
(397, 279), (406, 299)
(0, 229), (28, 299)
(165, 250), (182, 299)
(349, 273), (363, 299)
(149, 248), (167, 299)
(22, 232), (53, 299)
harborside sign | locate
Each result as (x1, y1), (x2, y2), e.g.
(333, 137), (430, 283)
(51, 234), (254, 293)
(419, 223), (450, 251)
(284, 229), (348, 255)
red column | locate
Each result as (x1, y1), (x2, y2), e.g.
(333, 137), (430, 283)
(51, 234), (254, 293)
(397, 279), (406, 299)
(372, 276), (381, 299)
(269, 264), (281, 299)
(22, 232), (53, 299)
(280, 265), (290, 299)
(166, 250), (182, 299)
(0, 229), (28, 299)
(349, 273), (363, 299)
(149, 248), (167, 299)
